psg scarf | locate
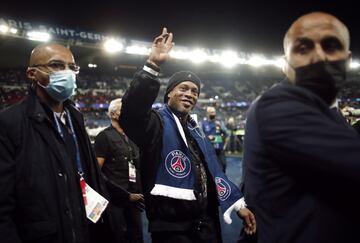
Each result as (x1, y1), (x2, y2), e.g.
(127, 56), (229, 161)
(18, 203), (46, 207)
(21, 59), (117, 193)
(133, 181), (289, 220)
(150, 105), (246, 224)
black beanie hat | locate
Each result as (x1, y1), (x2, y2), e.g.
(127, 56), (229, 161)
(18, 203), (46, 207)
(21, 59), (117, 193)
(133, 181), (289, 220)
(164, 71), (201, 103)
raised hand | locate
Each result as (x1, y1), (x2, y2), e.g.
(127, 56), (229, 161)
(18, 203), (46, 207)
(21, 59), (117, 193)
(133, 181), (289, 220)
(147, 27), (174, 67)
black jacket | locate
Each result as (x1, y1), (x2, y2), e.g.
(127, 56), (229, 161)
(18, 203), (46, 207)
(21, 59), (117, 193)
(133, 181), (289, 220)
(243, 80), (360, 243)
(0, 89), (123, 243)
(120, 70), (219, 232)
(94, 125), (141, 192)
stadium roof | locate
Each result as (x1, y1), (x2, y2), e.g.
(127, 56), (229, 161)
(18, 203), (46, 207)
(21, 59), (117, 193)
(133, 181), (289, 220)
(1, 1), (359, 75)
(1, 1), (359, 53)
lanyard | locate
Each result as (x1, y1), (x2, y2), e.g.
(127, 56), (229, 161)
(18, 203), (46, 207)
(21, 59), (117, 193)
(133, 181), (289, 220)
(53, 109), (84, 177)
(123, 133), (134, 164)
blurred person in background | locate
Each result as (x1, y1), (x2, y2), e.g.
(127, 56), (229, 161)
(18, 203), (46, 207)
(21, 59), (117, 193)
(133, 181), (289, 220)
(341, 105), (360, 133)
(95, 98), (144, 243)
(224, 117), (242, 154)
(202, 106), (227, 172)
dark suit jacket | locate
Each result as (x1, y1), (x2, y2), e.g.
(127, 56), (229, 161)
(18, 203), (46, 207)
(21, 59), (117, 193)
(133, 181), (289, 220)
(0, 90), (123, 243)
(243, 80), (360, 243)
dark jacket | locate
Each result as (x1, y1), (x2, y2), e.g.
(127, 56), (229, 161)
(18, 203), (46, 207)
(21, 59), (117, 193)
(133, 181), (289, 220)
(0, 90), (123, 243)
(243, 80), (360, 243)
(120, 70), (220, 232)
(94, 125), (141, 192)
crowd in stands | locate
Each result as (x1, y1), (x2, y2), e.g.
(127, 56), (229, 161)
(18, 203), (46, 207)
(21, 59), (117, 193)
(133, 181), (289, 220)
(1, 67), (268, 113)
(2, 67), (360, 145)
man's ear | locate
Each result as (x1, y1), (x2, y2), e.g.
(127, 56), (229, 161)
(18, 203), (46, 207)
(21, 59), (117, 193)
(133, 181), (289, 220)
(26, 67), (36, 81)
(282, 56), (296, 82)
(110, 111), (117, 120)
(167, 90), (173, 103)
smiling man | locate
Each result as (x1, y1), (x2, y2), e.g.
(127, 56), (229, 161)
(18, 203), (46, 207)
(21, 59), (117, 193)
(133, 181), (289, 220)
(119, 28), (256, 243)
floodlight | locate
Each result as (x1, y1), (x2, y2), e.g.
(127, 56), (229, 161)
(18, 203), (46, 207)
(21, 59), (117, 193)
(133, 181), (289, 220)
(88, 63), (97, 68)
(190, 49), (208, 64)
(0, 24), (9, 33)
(27, 31), (51, 42)
(247, 55), (269, 67)
(9, 28), (18, 34)
(104, 39), (124, 53)
(220, 50), (239, 68)
(350, 60), (360, 69)
(125, 45), (150, 55)
(170, 49), (188, 59)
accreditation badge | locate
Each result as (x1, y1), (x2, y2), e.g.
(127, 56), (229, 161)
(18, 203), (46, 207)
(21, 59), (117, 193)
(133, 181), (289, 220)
(80, 178), (109, 223)
(129, 162), (136, 183)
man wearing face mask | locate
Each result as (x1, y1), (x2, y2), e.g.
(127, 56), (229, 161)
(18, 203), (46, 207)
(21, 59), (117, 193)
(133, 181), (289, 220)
(0, 43), (125, 243)
(202, 106), (227, 172)
(242, 12), (360, 243)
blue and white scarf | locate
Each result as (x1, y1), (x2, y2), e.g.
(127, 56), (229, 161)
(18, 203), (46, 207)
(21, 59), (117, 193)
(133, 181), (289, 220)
(150, 105), (246, 224)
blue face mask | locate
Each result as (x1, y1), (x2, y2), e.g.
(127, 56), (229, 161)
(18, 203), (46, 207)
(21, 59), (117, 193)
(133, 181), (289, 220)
(37, 69), (77, 102)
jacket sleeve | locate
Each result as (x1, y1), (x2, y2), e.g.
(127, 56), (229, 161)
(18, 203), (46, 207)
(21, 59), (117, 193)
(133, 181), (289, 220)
(119, 68), (162, 148)
(102, 174), (130, 206)
(94, 130), (110, 159)
(0, 114), (22, 243)
(256, 92), (360, 184)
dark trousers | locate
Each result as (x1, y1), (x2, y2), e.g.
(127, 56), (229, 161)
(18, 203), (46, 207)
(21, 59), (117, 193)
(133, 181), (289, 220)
(151, 216), (222, 243)
(123, 205), (144, 243)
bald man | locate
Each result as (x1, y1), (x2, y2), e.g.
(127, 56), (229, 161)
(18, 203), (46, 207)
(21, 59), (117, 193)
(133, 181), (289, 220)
(0, 43), (124, 243)
(242, 12), (360, 243)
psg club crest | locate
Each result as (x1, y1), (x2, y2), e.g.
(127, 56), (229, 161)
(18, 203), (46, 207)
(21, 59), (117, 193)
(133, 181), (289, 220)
(165, 150), (191, 178)
(215, 177), (231, 201)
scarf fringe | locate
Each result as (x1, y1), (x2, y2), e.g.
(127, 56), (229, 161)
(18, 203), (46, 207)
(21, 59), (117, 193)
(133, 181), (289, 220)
(150, 184), (196, 200)
(223, 197), (246, 224)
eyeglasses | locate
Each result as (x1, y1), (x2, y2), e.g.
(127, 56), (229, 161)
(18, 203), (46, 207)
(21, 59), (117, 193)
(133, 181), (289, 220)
(32, 61), (80, 73)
